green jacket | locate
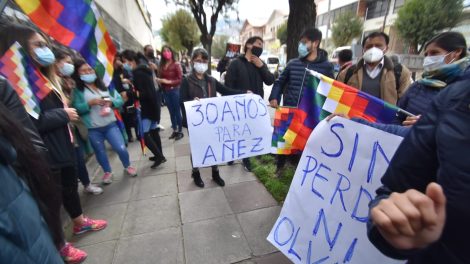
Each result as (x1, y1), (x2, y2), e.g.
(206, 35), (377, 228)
(72, 87), (124, 128)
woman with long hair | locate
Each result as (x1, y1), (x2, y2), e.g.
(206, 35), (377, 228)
(0, 24), (106, 264)
(157, 45), (184, 140)
(72, 59), (137, 184)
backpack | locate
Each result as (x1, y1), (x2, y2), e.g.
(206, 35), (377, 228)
(344, 63), (403, 92)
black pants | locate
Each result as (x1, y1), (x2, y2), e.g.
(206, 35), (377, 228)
(122, 111), (138, 139)
(51, 166), (83, 220)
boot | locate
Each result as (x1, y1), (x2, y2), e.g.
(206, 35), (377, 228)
(192, 170), (204, 188)
(212, 168), (225, 187)
(150, 129), (165, 158)
(144, 132), (164, 169)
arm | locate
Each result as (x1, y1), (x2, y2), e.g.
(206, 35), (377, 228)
(72, 89), (90, 115)
(179, 77), (190, 103)
(351, 118), (410, 137)
(133, 71), (151, 99)
(224, 59), (238, 89)
(258, 63), (275, 85)
(109, 88), (123, 109)
(34, 107), (70, 134)
(215, 79), (243, 96)
(167, 63), (183, 87)
(269, 62), (291, 102)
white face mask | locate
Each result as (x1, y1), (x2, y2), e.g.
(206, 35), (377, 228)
(363, 47), (385, 63)
(423, 53), (452, 72)
(193, 62), (208, 74)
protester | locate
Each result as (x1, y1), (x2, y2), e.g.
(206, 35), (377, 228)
(181, 56), (191, 75)
(72, 59), (137, 184)
(0, 103), (63, 264)
(54, 48), (103, 195)
(216, 56), (230, 78)
(337, 49), (353, 76)
(121, 49), (167, 169)
(367, 66), (470, 263)
(269, 27), (334, 173)
(0, 24), (106, 263)
(180, 48), (242, 187)
(157, 45), (183, 140)
(143, 44), (165, 129)
(337, 32), (412, 105)
(225, 36), (275, 171)
(397, 31), (468, 126)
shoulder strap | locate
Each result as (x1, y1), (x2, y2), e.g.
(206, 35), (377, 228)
(344, 65), (356, 84)
(394, 63), (403, 91)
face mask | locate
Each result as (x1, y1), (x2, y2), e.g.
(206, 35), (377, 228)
(80, 73), (97, 83)
(298, 42), (310, 58)
(193, 62), (208, 74)
(34, 47), (56, 66)
(59, 62), (74, 77)
(123, 63), (132, 72)
(123, 83), (130, 90)
(423, 53), (451, 72)
(162, 51), (172, 60)
(363, 47), (384, 63)
(146, 51), (155, 58)
(251, 46), (263, 57)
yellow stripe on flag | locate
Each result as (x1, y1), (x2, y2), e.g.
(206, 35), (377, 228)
(15, 0), (41, 14)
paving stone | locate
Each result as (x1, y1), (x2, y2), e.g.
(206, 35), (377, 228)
(174, 143), (191, 156)
(219, 163), (257, 185)
(69, 203), (127, 247)
(175, 155), (192, 172)
(237, 206), (281, 256)
(183, 215), (251, 264)
(235, 252), (291, 264)
(115, 227), (184, 264)
(224, 181), (278, 213)
(179, 187), (233, 223)
(122, 195), (180, 237)
(176, 169), (218, 193)
(132, 172), (178, 200)
(139, 156), (176, 176)
(163, 145), (175, 158)
(79, 240), (116, 264)
(83, 176), (135, 209)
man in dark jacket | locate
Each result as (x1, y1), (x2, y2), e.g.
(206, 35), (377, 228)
(225, 36), (275, 171)
(367, 71), (470, 264)
(269, 27), (334, 107)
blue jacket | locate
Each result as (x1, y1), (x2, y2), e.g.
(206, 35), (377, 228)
(0, 137), (62, 264)
(352, 117), (410, 137)
(269, 49), (334, 107)
(367, 71), (470, 263)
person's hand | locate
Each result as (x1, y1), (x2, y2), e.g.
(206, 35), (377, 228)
(194, 97), (200, 101)
(149, 62), (158, 71)
(157, 78), (171, 85)
(250, 55), (264, 68)
(246, 90), (253, 94)
(326, 113), (348, 121)
(269, 99), (279, 108)
(122, 78), (131, 85)
(64, 107), (79, 121)
(88, 98), (103, 106)
(402, 115), (421, 127)
(370, 182), (446, 250)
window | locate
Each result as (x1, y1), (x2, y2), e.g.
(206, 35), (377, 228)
(393, 0), (405, 13)
(366, 0), (389, 19)
(315, 2), (358, 26)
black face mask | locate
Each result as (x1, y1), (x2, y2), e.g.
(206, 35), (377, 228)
(251, 46), (263, 57)
(146, 52), (155, 58)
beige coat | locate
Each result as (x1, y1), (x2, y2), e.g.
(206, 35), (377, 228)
(337, 56), (412, 105)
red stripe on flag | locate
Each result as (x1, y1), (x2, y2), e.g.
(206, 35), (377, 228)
(28, 5), (75, 45)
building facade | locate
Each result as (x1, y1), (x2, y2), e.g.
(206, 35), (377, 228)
(239, 19), (266, 48)
(263, 9), (289, 53)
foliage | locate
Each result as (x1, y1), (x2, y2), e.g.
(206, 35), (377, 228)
(160, 10), (200, 54)
(211, 35), (230, 59)
(277, 21), (288, 45)
(396, 0), (463, 54)
(331, 11), (363, 47)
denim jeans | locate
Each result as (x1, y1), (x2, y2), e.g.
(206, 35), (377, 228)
(88, 123), (131, 172)
(142, 118), (157, 133)
(164, 88), (182, 132)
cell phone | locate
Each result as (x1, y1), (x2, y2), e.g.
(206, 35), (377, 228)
(102, 96), (112, 102)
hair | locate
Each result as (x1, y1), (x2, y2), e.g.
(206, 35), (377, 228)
(121, 49), (148, 63)
(144, 44), (153, 52)
(424, 31), (467, 59)
(362, 32), (390, 47)
(244, 36), (264, 53)
(338, 49), (352, 63)
(52, 46), (71, 62)
(72, 58), (107, 91)
(0, 23), (55, 79)
(160, 45), (176, 67)
(300, 27), (322, 43)
(191, 48), (209, 61)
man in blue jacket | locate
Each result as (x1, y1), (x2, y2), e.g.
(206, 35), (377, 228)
(367, 71), (470, 263)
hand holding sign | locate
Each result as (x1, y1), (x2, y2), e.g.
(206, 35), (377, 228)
(371, 182), (446, 250)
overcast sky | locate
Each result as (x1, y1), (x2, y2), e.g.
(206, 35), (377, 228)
(144, 0), (289, 30)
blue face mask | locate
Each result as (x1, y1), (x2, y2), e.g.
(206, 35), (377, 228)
(59, 63), (75, 77)
(298, 42), (310, 58)
(80, 73), (97, 83)
(123, 63), (132, 72)
(34, 47), (56, 66)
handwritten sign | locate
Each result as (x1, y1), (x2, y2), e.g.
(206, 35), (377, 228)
(184, 94), (272, 167)
(267, 117), (404, 264)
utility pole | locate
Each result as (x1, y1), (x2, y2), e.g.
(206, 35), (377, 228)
(382, 0), (391, 32)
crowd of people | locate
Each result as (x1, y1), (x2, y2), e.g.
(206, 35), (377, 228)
(0, 14), (469, 263)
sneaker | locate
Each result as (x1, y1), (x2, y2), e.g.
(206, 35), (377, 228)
(60, 242), (87, 264)
(102, 172), (113, 184)
(73, 216), (107, 235)
(149, 156), (167, 163)
(157, 124), (165, 130)
(125, 166), (138, 177)
(175, 132), (184, 141)
(151, 157), (164, 169)
(212, 170), (225, 187)
(84, 184), (103, 195)
(169, 131), (178, 139)
(242, 159), (252, 172)
(192, 170), (204, 188)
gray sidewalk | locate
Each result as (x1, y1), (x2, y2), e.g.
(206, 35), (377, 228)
(65, 107), (291, 264)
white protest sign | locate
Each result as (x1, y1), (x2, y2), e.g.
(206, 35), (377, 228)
(267, 117), (404, 264)
(184, 94), (272, 167)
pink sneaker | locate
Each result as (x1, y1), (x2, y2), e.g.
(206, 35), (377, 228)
(102, 172), (113, 184)
(60, 242), (87, 264)
(126, 166), (137, 177)
(73, 216), (108, 235)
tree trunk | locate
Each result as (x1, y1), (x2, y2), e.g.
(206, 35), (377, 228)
(201, 33), (213, 74)
(286, 0), (317, 61)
